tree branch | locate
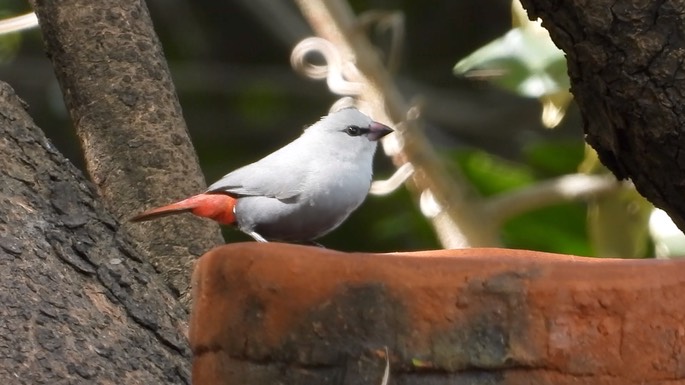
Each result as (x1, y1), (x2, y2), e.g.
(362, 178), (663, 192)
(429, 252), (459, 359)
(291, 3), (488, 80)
(0, 12), (38, 34)
(486, 174), (622, 224)
(28, 0), (224, 300)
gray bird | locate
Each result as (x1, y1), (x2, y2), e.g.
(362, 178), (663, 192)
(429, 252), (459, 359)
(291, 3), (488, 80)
(131, 107), (393, 242)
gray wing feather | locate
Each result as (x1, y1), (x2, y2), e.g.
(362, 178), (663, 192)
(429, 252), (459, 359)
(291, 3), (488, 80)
(206, 140), (307, 200)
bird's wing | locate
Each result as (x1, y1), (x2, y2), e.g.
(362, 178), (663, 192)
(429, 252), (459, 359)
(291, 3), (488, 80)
(207, 141), (307, 200)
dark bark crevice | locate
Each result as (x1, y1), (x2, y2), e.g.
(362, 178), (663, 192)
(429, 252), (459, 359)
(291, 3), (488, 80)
(0, 82), (190, 384)
(520, 0), (685, 231)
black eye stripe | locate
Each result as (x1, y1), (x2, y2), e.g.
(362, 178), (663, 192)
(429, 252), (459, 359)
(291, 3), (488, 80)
(343, 125), (369, 136)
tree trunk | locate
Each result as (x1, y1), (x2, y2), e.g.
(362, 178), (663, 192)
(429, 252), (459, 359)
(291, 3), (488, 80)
(0, 82), (190, 383)
(519, 0), (685, 232)
(27, 0), (224, 300)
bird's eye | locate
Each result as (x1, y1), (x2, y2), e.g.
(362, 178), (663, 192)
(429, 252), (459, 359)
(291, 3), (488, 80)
(344, 125), (362, 136)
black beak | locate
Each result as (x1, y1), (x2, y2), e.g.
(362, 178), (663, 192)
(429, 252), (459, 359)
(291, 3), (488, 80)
(367, 121), (393, 141)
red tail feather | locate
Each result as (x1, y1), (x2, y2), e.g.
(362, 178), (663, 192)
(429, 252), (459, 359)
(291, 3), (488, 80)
(130, 193), (237, 225)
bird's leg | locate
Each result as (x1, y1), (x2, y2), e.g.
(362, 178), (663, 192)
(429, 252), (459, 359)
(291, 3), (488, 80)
(248, 231), (269, 243)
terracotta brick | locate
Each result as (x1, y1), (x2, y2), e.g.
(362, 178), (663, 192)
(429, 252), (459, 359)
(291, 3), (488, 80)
(190, 243), (685, 385)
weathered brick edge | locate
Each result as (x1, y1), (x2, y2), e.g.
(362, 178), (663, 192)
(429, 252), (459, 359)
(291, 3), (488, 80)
(190, 243), (685, 385)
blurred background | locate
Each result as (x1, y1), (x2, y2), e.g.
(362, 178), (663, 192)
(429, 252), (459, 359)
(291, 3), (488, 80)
(2, 0), (682, 256)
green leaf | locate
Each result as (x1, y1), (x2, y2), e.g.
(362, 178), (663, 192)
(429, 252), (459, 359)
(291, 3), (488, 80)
(523, 141), (585, 176)
(451, 148), (592, 255)
(454, 27), (567, 98)
(503, 203), (592, 256)
(452, 150), (534, 196)
(0, 12), (24, 64)
(588, 188), (652, 258)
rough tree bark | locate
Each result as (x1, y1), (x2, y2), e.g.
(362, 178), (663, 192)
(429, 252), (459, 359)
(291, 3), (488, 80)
(27, 0), (224, 300)
(0, 82), (190, 383)
(519, 0), (685, 232)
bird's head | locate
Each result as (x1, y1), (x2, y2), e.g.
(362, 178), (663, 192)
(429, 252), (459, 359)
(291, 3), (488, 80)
(303, 107), (393, 159)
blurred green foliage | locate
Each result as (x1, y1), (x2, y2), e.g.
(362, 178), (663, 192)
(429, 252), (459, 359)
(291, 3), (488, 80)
(454, 27), (568, 98)
(450, 143), (592, 256)
(0, 12), (22, 64)
(451, 0), (662, 258)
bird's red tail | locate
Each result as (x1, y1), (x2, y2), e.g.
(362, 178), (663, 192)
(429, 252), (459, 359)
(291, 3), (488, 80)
(130, 193), (237, 225)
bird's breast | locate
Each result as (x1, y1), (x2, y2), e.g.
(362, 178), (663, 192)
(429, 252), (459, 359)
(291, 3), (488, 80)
(304, 159), (372, 205)
(235, 159), (372, 241)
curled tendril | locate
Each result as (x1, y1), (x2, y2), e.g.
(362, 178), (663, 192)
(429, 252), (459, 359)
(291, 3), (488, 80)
(290, 37), (364, 96)
(370, 162), (415, 196)
(292, 37), (412, 197)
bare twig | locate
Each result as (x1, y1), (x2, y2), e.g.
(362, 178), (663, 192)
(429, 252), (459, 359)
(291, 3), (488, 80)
(0, 13), (38, 35)
(486, 174), (622, 224)
(380, 346), (390, 385)
(357, 10), (405, 75)
(370, 162), (414, 196)
(294, 0), (498, 248)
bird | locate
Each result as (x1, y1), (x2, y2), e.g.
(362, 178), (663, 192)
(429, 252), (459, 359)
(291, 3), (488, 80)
(131, 107), (393, 243)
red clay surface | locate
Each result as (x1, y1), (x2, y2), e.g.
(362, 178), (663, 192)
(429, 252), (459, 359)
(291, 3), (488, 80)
(190, 243), (685, 385)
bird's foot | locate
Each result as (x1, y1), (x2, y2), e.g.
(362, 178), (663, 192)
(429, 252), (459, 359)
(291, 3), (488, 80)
(248, 231), (268, 243)
(301, 240), (326, 248)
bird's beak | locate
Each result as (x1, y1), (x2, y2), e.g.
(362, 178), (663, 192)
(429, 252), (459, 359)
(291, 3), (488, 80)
(367, 121), (393, 141)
